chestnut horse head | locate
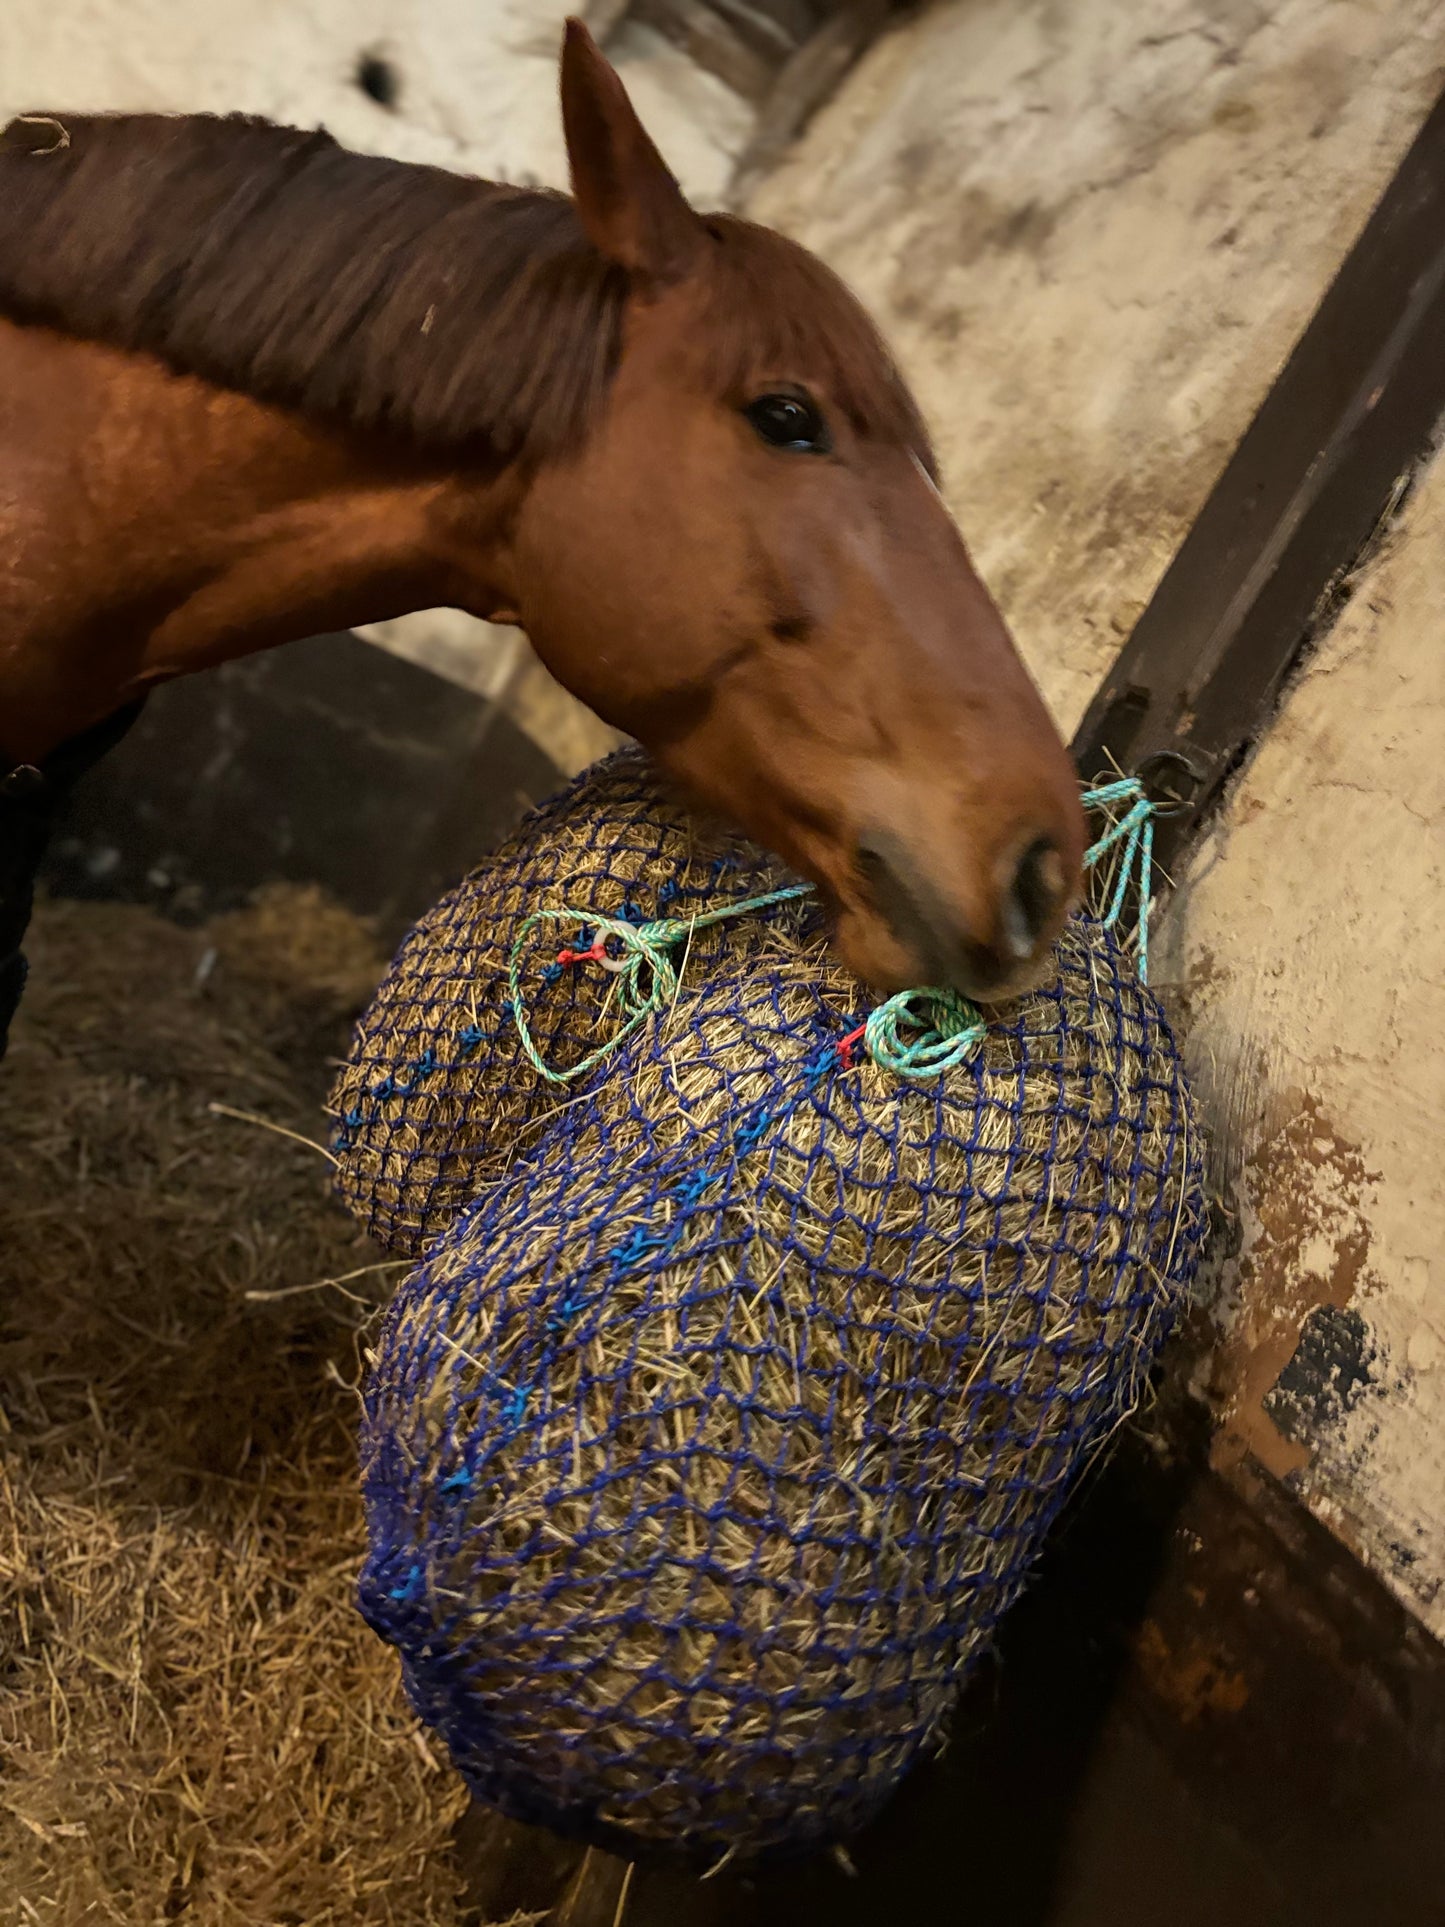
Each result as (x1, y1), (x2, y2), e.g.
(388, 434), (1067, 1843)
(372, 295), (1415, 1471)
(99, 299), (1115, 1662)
(0, 22), (1081, 1000)
(526, 25), (1083, 997)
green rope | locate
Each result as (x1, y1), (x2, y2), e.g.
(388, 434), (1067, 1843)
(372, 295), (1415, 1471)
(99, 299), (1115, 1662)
(847, 777), (1156, 1080)
(863, 988), (987, 1081)
(1080, 777), (1155, 981)
(507, 886), (811, 1087)
(505, 781), (1156, 1087)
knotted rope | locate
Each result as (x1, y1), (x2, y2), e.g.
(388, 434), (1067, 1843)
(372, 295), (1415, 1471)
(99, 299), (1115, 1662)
(1080, 776), (1156, 980)
(507, 778), (1158, 1085)
(506, 886), (813, 1088)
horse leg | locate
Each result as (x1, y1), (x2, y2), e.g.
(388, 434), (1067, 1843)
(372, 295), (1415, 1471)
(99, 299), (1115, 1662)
(0, 698), (147, 1058)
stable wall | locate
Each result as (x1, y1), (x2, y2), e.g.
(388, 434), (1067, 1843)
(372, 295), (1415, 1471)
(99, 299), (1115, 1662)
(750, 0), (1445, 1633)
(0, 0), (748, 201)
(750, 0), (1445, 732)
(1156, 456), (1445, 1631)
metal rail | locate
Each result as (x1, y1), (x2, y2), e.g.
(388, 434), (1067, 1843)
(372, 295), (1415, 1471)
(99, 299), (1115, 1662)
(1072, 84), (1445, 872)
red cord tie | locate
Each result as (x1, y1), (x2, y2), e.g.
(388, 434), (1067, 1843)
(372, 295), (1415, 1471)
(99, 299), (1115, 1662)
(556, 941), (608, 968)
(836, 1023), (868, 1071)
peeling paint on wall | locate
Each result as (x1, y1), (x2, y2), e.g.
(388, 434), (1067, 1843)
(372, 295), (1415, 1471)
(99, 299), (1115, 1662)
(1204, 1094), (1383, 1482)
(1155, 455), (1445, 1635)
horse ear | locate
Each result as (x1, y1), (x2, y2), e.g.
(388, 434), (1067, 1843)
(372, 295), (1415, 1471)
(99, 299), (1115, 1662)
(561, 18), (705, 282)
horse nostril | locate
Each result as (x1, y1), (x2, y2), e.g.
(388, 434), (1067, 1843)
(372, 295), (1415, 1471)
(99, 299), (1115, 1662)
(1001, 836), (1066, 962)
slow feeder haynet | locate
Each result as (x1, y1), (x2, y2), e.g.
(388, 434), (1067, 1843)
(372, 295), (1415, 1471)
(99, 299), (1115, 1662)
(329, 747), (802, 1254)
(357, 793), (1206, 1861)
(500, 772), (1163, 1093)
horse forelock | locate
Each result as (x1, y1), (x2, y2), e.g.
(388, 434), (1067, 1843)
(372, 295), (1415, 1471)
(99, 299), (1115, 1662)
(0, 112), (932, 475)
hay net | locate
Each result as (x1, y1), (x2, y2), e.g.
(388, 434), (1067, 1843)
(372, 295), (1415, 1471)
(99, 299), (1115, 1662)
(328, 748), (800, 1256)
(356, 894), (1207, 1863)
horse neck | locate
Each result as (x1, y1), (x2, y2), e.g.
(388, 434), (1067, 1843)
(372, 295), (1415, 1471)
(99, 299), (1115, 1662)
(0, 321), (521, 763)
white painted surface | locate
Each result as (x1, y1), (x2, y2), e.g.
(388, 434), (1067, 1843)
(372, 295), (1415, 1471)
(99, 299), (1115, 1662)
(750, 0), (1445, 734)
(0, 0), (749, 200)
(1155, 460), (1445, 1634)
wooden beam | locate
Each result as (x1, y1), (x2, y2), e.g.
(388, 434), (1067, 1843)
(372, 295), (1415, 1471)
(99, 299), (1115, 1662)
(631, 0), (778, 101)
(708, 0), (802, 68)
(730, 0), (890, 199)
(1071, 82), (1445, 872)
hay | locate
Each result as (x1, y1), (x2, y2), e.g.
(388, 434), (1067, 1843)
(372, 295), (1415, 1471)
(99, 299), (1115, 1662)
(358, 911), (1206, 1864)
(329, 748), (800, 1258)
(0, 886), (505, 1926)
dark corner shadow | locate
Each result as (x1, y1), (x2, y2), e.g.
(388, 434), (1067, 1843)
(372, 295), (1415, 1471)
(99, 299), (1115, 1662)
(449, 1400), (1208, 1927)
(633, 1409), (1204, 1927)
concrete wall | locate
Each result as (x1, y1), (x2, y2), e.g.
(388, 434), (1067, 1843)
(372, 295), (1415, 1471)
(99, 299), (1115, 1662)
(0, 0), (750, 201)
(1156, 455), (1445, 1632)
(750, 0), (1445, 1634)
(750, 0), (1445, 733)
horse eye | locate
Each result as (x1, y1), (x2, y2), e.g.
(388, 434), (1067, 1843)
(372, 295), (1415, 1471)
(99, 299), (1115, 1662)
(744, 392), (830, 454)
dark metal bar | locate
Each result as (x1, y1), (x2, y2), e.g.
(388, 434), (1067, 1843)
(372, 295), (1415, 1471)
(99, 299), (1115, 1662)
(1072, 82), (1445, 869)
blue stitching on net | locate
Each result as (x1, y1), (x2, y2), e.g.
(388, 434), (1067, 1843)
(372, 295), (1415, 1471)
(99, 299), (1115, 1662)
(326, 756), (807, 1253)
(502, 778), (1159, 1092)
(355, 912), (1205, 1862)
(334, 770), (1157, 1173)
(498, 1029), (863, 1440)
(335, 1015), (501, 1149)
(339, 764), (1202, 1859)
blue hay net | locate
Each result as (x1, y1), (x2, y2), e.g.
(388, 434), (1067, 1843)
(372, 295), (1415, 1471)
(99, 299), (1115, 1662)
(328, 757), (1159, 1264)
(357, 892), (1207, 1864)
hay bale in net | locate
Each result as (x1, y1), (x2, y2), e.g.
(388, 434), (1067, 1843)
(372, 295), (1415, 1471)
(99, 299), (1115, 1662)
(328, 747), (800, 1255)
(357, 910), (1207, 1864)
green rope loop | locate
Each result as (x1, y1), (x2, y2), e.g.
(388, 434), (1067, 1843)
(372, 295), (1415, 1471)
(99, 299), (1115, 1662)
(863, 987), (987, 1081)
(858, 779), (1155, 1078)
(507, 886), (811, 1087)
(505, 780), (1157, 1087)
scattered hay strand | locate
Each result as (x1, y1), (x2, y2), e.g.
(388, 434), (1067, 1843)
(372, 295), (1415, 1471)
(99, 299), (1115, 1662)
(0, 886), (500, 1926)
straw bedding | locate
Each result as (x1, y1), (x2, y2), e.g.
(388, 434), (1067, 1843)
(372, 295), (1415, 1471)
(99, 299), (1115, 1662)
(329, 748), (799, 1257)
(0, 887), (507, 1927)
(358, 909), (1206, 1862)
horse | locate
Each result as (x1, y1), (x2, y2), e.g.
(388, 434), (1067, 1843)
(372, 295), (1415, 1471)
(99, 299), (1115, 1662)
(0, 19), (1083, 1059)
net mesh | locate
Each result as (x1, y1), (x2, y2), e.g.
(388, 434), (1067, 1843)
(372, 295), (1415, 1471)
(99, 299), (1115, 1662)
(328, 749), (799, 1254)
(356, 904), (1206, 1863)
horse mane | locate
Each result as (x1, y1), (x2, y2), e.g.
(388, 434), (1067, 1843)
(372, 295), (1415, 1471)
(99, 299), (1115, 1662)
(0, 111), (930, 468)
